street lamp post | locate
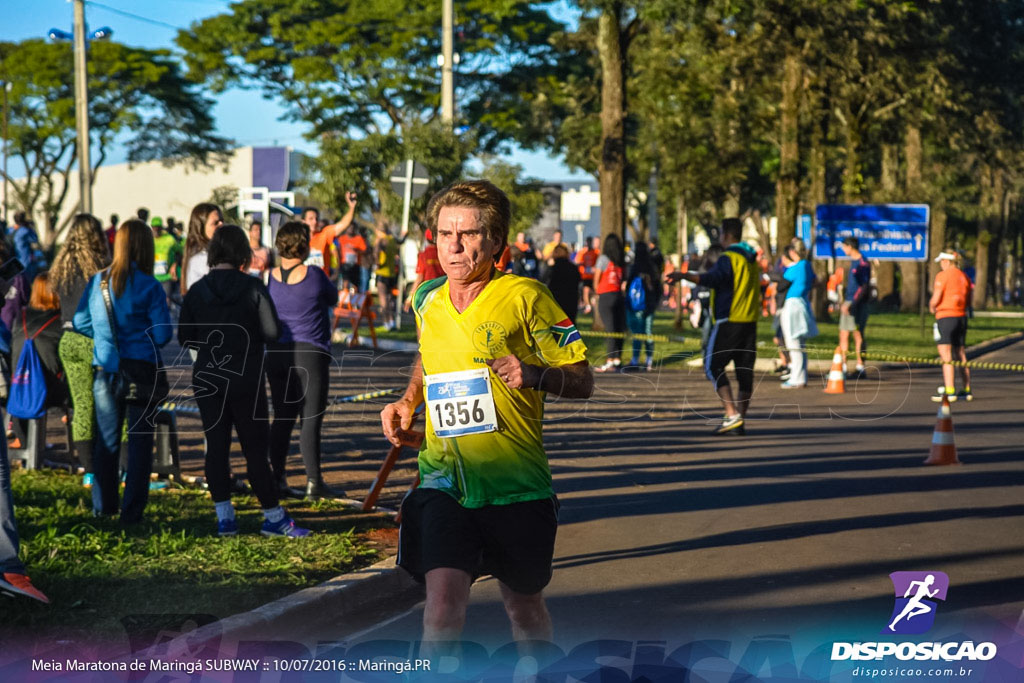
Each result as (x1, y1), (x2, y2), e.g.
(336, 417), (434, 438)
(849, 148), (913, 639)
(2, 81), (10, 224)
(49, 2), (111, 216)
(441, 0), (454, 125)
(72, 0), (91, 214)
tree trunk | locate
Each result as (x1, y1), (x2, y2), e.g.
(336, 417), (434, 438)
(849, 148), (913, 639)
(722, 185), (741, 220)
(975, 229), (992, 309)
(842, 115), (863, 201)
(875, 143), (898, 309)
(674, 193), (688, 330)
(976, 168), (1001, 309)
(809, 108), (829, 320)
(905, 125), (922, 191)
(929, 203), (947, 283)
(900, 124), (925, 311)
(995, 187), (1011, 306)
(775, 49), (800, 250)
(598, 6), (626, 243)
(676, 192), (689, 258)
(880, 143), (899, 199)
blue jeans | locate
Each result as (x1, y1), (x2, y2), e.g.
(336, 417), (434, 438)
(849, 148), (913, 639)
(0, 437), (24, 574)
(92, 370), (156, 524)
(627, 310), (654, 362)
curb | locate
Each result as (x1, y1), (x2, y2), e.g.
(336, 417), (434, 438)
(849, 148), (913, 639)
(145, 556), (423, 657)
(963, 330), (1024, 359)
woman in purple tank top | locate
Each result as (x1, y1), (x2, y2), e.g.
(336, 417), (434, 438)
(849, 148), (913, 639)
(266, 221), (341, 500)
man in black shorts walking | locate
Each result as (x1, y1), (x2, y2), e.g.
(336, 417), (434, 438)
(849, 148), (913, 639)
(667, 218), (760, 434)
(381, 180), (593, 645)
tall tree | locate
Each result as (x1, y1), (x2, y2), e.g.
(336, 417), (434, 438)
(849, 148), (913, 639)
(179, 0), (565, 221)
(0, 39), (229, 244)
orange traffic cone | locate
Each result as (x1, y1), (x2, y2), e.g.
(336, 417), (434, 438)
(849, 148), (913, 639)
(924, 394), (960, 466)
(823, 347), (846, 394)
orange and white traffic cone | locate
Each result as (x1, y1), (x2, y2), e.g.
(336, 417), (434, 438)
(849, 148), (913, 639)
(823, 346), (846, 394)
(924, 394), (960, 466)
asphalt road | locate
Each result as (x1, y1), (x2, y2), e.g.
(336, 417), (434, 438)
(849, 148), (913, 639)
(274, 339), (1024, 681)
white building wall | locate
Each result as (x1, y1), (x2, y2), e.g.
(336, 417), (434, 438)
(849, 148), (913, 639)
(53, 147), (254, 232)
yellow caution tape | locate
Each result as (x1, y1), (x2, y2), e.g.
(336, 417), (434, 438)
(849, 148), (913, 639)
(860, 352), (1024, 372)
(579, 330), (692, 344)
(339, 388), (400, 403)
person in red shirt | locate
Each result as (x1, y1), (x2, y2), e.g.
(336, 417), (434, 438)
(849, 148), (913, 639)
(404, 229), (445, 313)
(593, 233), (626, 372)
(416, 228), (445, 282)
(105, 214), (118, 249)
(930, 250), (973, 402)
(574, 236), (600, 314)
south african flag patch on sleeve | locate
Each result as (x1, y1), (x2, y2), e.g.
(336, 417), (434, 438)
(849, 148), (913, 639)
(550, 318), (582, 347)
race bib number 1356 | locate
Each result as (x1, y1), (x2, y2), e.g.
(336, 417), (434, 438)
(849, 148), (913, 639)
(424, 367), (498, 438)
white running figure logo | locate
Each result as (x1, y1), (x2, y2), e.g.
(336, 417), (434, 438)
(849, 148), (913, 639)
(889, 574), (939, 631)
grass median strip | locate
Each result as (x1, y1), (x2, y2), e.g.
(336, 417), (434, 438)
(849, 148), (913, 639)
(374, 309), (1020, 367)
(4, 469), (390, 642)
(575, 311), (1022, 368)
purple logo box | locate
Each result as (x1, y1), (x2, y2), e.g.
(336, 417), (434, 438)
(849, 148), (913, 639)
(882, 571), (950, 635)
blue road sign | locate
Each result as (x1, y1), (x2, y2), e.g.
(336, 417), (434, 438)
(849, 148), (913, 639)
(797, 214), (812, 248)
(814, 204), (929, 261)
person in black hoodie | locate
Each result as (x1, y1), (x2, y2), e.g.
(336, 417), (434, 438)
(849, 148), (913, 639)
(540, 244), (582, 323)
(178, 225), (310, 538)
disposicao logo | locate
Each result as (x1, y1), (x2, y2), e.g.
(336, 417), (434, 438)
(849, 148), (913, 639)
(883, 571), (949, 635)
(831, 571), (998, 663)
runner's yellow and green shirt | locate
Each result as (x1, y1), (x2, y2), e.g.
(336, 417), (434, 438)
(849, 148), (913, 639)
(412, 270), (587, 508)
(153, 233), (181, 283)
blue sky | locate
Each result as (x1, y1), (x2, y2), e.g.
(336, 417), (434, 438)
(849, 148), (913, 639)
(2, 0), (588, 182)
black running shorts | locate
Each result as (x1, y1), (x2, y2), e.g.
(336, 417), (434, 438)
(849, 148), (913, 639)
(936, 316), (968, 347)
(397, 488), (559, 595)
(705, 321), (757, 393)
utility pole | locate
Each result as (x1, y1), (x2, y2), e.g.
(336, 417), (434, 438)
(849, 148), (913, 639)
(2, 81), (10, 224)
(441, 0), (454, 125)
(73, 0), (92, 214)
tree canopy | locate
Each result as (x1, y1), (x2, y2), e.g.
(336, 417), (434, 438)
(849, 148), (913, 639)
(0, 38), (230, 244)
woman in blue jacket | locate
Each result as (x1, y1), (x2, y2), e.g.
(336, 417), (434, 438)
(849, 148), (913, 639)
(73, 220), (172, 524)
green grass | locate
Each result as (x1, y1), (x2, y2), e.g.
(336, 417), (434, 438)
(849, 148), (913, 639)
(4, 469), (388, 641)
(575, 309), (1021, 367)
(370, 306), (1020, 366)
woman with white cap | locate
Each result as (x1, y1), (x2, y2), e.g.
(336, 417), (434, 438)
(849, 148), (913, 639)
(930, 249), (973, 402)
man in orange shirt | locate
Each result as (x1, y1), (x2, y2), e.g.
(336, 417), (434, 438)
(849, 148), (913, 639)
(930, 250), (973, 402)
(337, 221), (368, 292)
(574, 236), (599, 314)
(302, 192), (358, 280)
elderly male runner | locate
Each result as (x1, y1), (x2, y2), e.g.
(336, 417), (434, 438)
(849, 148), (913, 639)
(381, 180), (594, 643)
